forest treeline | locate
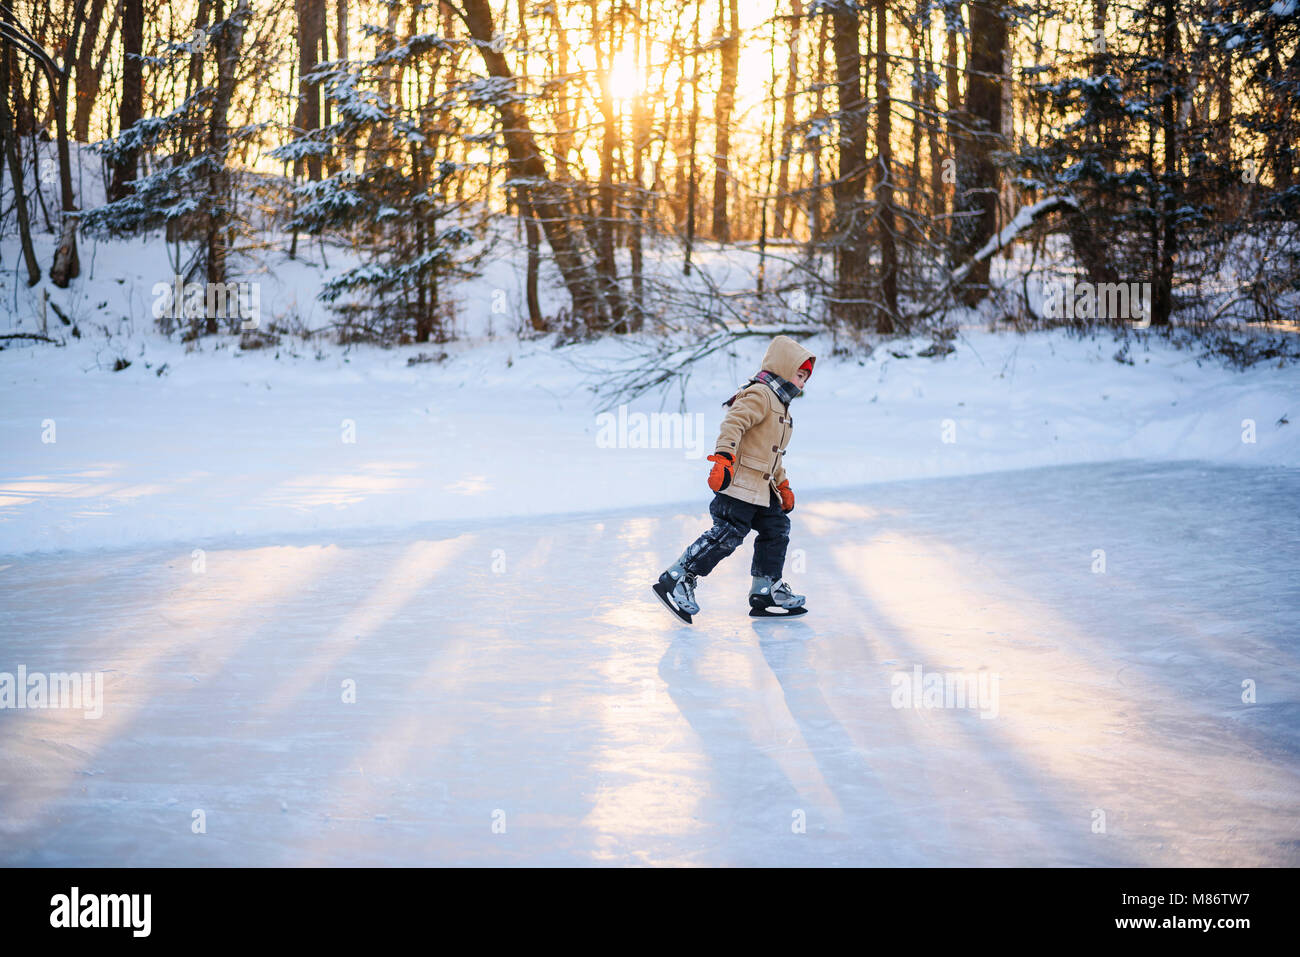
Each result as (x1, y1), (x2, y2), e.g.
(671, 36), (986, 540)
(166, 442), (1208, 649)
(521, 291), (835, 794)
(1, 0), (1297, 344)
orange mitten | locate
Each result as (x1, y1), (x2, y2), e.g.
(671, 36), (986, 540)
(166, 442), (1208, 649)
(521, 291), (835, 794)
(776, 479), (795, 513)
(707, 452), (734, 491)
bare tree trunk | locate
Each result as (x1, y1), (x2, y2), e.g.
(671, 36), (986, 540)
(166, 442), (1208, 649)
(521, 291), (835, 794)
(922, 3), (945, 246)
(807, 11), (828, 257)
(758, 12), (778, 294)
(829, 1), (872, 327)
(628, 0), (648, 328)
(188, 1), (209, 96)
(874, 0), (897, 329)
(684, 5), (700, 274)
(0, 21), (39, 286)
(294, 0), (326, 181)
(1152, 0), (1181, 326)
(110, 0), (143, 200)
(1214, 36), (1232, 168)
(543, 1), (574, 182)
(87, 8), (122, 130)
(513, 0), (543, 332)
(1264, 34), (1293, 190)
(456, 0), (609, 327)
(72, 0), (111, 142)
(49, 0), (86, 287)
(711, 0), (739, 241)
(952, 0), (1005, 305)
(909, 14), (924, 242)
(774, 0), (802, 239)
(521, 195), (544, 331)
(204, 0), (250, 332)
(942, 7), (962, 251)
(592, 2), (625, 330)
(666, 59), (687, 225)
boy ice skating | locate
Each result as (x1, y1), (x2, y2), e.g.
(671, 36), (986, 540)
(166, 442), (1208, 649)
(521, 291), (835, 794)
(652, 335), (816, 623)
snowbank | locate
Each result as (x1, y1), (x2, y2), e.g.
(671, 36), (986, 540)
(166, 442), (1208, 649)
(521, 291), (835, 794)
(1, 323), (1296, 556)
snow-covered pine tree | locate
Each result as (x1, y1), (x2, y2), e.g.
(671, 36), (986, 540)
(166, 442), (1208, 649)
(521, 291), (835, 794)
(1201, 0), (1300, 324)
(1013, 0), (1298, 326)
(272, 23), (477, 345)
(82, 0), (255, 337)
(1012, 3), (1165, 304)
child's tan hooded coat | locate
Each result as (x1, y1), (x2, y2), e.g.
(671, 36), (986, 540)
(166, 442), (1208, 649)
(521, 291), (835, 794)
(714, 335), (816, 506)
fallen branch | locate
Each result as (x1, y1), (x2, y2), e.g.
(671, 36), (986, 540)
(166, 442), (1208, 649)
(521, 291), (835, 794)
(909, 193), (1079, 323)
(0, 332), (60, 343)
(583, 325), (819, 410)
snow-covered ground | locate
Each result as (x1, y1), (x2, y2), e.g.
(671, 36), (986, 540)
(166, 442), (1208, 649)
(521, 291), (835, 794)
(1, 460), (1296, 866)
(1, 325), (1296, 555)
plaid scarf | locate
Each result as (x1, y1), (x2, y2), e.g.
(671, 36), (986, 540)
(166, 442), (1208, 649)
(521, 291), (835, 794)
(728, 369), (795, 408)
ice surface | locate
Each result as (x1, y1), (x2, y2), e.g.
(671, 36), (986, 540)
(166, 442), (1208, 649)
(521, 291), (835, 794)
(1, 461), (1296, 866)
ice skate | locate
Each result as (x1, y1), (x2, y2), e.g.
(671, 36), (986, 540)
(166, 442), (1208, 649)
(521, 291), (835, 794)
(748, 576), (808, 618)
(652, 562), (698, 624)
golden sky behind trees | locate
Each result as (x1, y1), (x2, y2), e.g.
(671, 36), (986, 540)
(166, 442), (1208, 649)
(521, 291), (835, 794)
(7, 0), (1297, 335)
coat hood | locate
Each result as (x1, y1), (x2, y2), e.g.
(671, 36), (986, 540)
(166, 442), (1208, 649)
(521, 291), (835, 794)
(759, 335), (816, 383)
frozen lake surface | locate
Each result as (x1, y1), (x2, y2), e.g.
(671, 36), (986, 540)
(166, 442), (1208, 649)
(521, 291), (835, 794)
(1, 460), (1297, 865)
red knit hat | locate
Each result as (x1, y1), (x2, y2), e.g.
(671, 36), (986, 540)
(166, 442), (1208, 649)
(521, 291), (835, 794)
(798, 357), (814, 378)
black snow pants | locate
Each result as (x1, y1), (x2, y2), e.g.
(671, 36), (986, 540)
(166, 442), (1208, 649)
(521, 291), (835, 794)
(678, 489), (791, 580)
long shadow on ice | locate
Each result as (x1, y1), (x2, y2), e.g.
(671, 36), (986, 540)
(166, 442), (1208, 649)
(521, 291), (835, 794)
(753, 621), (921, 865)
(656, 628), (828, 865)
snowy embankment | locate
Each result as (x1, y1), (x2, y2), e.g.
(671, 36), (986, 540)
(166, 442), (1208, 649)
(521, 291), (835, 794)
(0, 320), (1296, 556)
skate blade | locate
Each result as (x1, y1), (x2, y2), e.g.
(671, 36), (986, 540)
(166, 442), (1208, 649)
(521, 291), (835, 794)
(748, 605), (808, 619)
(651, 582), (693, 625)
